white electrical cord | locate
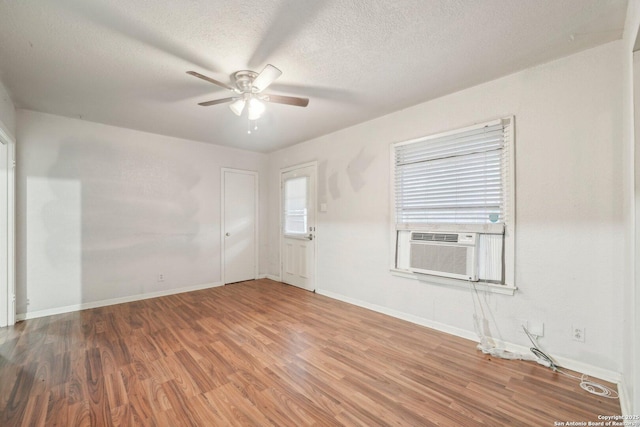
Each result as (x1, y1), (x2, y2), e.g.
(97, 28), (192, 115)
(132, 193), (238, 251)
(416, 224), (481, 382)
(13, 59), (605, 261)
(470, 282), (535, 361)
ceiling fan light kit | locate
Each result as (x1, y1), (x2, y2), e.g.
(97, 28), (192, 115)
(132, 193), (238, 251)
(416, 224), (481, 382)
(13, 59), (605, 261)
(187, 64), (309, 128)
(247, 97), (266, 120)
(229, 97), (246, 116)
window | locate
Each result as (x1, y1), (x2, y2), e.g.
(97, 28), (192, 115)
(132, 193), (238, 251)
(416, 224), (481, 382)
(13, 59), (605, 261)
(392, 117), (515, 290)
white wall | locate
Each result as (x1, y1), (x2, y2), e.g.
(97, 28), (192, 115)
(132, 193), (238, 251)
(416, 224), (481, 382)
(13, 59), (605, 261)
(268, 41), (626, 376)
(16, 110), (268, 317)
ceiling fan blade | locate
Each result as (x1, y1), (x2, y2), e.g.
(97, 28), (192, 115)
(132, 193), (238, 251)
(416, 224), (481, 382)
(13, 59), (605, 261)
(263, 94), (309, 107)
(252, 64), (282, 92)
(198, 97), (237, 106)
(187, 71), (236, 91)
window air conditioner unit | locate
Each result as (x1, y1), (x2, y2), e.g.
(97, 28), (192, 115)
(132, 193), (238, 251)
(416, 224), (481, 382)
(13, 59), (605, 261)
(409, 232), (479, 281)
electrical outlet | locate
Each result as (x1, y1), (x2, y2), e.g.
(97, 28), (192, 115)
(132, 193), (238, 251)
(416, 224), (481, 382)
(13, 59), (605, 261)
(572, 325), (585, 342)
(158, 273), (165, 282)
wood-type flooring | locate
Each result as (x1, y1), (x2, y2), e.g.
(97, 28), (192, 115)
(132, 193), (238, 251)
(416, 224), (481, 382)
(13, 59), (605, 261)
(0, 279), (621, 426)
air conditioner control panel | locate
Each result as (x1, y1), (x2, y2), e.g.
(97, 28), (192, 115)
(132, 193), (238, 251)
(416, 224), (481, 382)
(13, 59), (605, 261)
(458, 233), (477, 245)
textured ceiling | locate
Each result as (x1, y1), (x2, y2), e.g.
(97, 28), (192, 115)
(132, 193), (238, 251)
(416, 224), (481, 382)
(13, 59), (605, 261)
(0, 0), (629, 152)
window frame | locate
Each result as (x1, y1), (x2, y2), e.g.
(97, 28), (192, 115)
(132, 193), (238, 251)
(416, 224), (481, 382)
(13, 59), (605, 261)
(389, 117), (516, 294)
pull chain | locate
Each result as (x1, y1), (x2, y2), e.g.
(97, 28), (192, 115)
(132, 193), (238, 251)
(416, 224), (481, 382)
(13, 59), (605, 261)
(247, 118), (258, 134)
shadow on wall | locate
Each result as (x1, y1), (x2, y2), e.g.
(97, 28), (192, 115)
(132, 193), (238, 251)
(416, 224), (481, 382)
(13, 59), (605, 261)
(18, 137), (202, 313)
(317, 146), (376, 206)
(347, 147), (376, 192)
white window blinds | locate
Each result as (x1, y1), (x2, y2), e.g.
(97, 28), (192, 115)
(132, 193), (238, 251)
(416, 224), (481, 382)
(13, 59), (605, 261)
(394, 119), (510, 226)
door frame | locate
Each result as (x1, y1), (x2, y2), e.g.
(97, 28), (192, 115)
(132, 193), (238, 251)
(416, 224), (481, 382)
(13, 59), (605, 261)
(220, 168), (259, 285)
(0, 125), (15, 327)
(279, 161), (317, 290)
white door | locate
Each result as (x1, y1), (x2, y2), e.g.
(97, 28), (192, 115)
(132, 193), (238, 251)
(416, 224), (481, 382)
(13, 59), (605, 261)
(281, 163), (316, 291)
(222, 169), (258, 284)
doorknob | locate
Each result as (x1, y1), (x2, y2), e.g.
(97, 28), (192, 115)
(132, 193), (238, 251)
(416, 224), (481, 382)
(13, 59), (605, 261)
(225, 232), (230, 237)
(307, 233), (313, 241)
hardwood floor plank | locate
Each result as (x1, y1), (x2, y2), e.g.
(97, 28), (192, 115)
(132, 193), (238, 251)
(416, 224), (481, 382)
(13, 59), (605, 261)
(119, 368), (154, 422)
(142, 377), (171, 413)
(2, 362), (37, 425)
(105, 372), (129, 410)
(146, 356), (175, 384)
(261, 380), (338, 426)
(189, 393), (233, 426)
(150, 328), (183, 357)
(108, 403), (131, 427)
(67, 400), (92, 427)
(160, 380), (204, 427)
(194, 345), (233, 387)
(20, 391), (48, 427)
(264, 363), (343, 416)
(44, 384), (68, 427)
(0, 362), (19, 410)
(226, 370), (298, 426)
(0, 279), (621, 425)
(174, 349), (217, 394)
(163, 353), (201, 398)
(205, 383), (275, 426)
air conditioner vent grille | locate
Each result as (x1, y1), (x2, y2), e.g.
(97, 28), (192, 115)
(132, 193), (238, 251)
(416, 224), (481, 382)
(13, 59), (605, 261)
(411, 232), (459, 243)
(408, 231), (479, 281)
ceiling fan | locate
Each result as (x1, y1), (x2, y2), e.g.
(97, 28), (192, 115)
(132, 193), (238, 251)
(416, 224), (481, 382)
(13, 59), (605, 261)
(187, 64), (309, 121)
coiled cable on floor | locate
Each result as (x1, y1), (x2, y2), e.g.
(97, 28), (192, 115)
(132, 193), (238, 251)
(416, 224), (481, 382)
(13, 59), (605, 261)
(522, 326), (618, 399)
(556, 368), (619, 399)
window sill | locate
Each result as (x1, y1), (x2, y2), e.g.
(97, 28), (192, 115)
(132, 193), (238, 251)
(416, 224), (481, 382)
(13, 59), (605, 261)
(390, 268), (517, 296)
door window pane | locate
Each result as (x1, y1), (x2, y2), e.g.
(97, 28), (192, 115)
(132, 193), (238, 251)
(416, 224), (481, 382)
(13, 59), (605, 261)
(284, 177), (308, 234)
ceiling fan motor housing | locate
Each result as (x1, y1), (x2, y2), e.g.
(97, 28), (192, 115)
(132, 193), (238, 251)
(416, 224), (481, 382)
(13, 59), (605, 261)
(233, 70), (259, 93)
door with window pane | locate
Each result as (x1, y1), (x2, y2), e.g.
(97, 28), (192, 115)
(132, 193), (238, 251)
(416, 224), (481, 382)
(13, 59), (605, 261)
(281, 164), (316, 291)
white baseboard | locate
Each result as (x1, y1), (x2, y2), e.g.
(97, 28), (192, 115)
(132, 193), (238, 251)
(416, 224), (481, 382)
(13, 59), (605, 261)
(316, 288), (622, 385)
(618, 379), (631, 416)
(256, 274), (281, 282)
(497, 338), (622, 384)
(16, 281), (223, 321)
(316, 288), (478, 339)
